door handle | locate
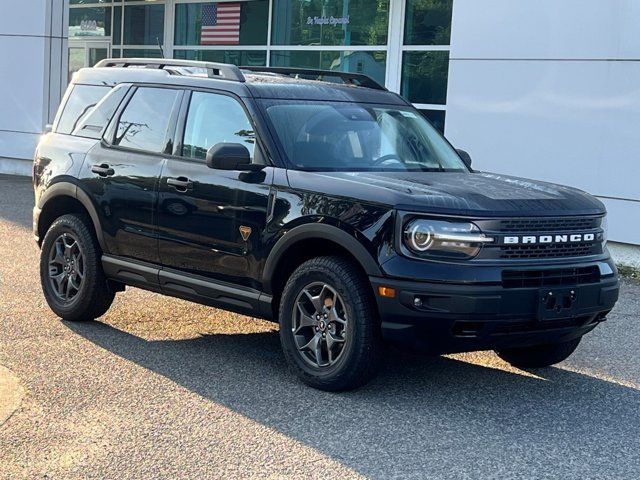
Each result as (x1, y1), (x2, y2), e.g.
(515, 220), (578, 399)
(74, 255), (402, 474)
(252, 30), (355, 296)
(91, 163), (114, 177)
(167, 176), (193, 192)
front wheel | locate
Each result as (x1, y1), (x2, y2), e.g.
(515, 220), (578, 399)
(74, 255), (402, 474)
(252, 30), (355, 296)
(495, 337), (582, 369)
(279, 256), (382, 391)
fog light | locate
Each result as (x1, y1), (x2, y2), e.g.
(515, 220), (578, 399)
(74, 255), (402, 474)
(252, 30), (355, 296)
(413, 297), (423, 308)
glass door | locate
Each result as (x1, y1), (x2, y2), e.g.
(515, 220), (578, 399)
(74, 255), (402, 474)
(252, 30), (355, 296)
(68, 40), (111, 83)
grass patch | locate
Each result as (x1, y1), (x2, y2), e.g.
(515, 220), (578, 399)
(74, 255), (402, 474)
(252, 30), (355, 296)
(617, 264), (640, 279)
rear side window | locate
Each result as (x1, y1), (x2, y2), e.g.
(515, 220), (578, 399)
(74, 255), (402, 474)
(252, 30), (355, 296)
(72, 84), (129, 140)
(56, 85), (110, 134)
(182, 92), (255, 160)
(114, 87), (181, 153)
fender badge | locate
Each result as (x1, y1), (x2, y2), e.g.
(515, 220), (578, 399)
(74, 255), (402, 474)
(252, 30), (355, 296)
(239, 226), (252, 241)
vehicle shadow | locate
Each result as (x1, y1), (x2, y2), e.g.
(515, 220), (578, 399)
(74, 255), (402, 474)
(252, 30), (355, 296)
(66, 320), (640, 479)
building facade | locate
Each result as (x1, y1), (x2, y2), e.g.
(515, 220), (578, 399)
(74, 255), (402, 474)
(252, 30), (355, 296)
(1, 0), (638, 260)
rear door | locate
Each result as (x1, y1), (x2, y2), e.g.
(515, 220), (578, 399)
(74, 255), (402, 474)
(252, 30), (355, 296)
(79, 85), (183, 263)
(156, 89), (272, 289)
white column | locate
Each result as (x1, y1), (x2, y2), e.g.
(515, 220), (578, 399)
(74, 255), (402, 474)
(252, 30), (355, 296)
(0, 0), (69, 176)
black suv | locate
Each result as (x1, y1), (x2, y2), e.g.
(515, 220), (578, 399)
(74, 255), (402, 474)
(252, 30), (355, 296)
(34, 58), (619, 391)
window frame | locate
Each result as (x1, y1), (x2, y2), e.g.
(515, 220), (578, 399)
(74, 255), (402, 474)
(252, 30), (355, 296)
(102, 83), (184, 157)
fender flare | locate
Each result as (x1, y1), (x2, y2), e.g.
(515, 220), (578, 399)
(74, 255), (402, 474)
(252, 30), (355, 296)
(262, 223), (381, 294)
(38, 181), (107, 251)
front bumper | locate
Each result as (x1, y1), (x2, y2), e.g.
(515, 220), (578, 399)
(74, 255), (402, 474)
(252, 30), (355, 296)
(370, 260), (619, 354)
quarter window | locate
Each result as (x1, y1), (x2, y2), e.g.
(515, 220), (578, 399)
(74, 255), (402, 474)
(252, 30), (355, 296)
(56, 85), (110, 135)
(114, 87), (180, 153)
(72, 84), (129, 139)
(182, 92), (255, 160)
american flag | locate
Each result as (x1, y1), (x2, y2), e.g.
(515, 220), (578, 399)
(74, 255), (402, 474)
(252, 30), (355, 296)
(201, 2), (241, 45)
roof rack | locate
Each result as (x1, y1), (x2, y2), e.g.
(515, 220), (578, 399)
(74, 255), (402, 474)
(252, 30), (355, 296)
(94, 58), (246, 83)
(240, 66), (386, 91)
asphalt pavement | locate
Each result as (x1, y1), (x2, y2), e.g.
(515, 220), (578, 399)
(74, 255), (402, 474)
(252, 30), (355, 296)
(1, 173), (639, 479)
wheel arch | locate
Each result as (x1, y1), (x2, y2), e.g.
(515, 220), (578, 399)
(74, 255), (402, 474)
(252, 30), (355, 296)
(262, 223), (381, 300)
(37, 182), (106, 251)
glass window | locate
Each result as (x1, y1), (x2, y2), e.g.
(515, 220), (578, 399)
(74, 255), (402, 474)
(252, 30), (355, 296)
(68, 47), (85, 83)
(182, 92), (255, 160)
(114, 87), (180, 153)
(123, 4), (165, 45)
(56, 85), (110, 134)
(401, 51), (449, 104)
(173, 49), (266, 66)
(73, 85), (129, 139)
(271, 0), (389, 46)
(270, 50), (386, 86)
(261, 100), (464, 172)
(113, 5), (122, 45)
(70, 0), (111, 4)
(404, 0), (453, 45)
(419, 109), (445, 133)
(69, 7), (112, 38)
(174, 1), (268, 46)
(121, 48), (163, 58)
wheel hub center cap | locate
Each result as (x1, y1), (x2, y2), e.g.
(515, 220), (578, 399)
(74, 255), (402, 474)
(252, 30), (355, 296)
(317, 320), (327, 331)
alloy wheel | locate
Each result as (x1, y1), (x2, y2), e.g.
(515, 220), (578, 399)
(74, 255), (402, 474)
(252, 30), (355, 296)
(292, 282), (348, 368)
(48, 232), (85, 302)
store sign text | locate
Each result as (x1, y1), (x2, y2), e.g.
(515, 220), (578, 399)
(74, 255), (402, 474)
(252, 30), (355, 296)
(307, 16), (350, 26)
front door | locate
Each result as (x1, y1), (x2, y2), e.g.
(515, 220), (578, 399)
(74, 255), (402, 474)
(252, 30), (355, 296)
(157, 90), (272, 289)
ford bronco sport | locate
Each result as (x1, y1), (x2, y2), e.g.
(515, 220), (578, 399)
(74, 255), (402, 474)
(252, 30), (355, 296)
(33, 59), (619, 391)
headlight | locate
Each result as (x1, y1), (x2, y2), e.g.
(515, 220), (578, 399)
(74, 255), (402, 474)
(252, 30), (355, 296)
(601, 215), (608, 246)
(403, 218), (494, 259)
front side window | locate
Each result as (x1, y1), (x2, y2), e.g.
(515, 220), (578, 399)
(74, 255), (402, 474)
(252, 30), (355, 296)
(114, 87), (180, 153)
(261, 100), (465, 172)
(56, 85), (110, 135)
(182, 92), (255, 160)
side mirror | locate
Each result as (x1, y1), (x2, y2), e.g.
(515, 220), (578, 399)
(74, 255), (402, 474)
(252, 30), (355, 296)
(205, 142), (262, 171)
(456, 149), (472, 169)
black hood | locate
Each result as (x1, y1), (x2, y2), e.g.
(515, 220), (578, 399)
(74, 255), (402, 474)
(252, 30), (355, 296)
(287, 171), (606, 217)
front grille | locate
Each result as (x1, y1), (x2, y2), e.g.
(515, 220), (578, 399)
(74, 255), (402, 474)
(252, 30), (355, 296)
(499, 217), (601, 232)
(502, 266), (600, 289)
(474, 215), (604, 260)
(499, 242), (597, 259)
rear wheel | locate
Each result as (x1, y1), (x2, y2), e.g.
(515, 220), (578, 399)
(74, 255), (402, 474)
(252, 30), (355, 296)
(40, 214), (115, 322)
(495, 337), (582, 368)
(279, 256), (382, 391)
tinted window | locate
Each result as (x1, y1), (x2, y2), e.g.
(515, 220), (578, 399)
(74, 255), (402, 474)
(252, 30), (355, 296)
(114, 87), (180, 153)
(72, 84), (129, 139)
(182, 92), (255, 160)
(56, 85), (110, 134)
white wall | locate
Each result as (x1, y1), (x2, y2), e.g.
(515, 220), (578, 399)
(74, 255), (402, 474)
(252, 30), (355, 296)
(0, 0), (68, 176)
(445, 0), (640, 246)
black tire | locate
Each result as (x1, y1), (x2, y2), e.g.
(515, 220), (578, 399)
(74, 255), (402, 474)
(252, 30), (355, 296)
(495, 337), (582, 369)
(40, 213), (115, 322)
(279, 256), (382, 391)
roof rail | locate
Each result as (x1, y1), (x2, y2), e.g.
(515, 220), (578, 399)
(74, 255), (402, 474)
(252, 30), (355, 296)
(240, 66), (386, 91)
(94, 58), (246, 82)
